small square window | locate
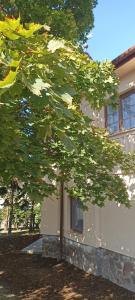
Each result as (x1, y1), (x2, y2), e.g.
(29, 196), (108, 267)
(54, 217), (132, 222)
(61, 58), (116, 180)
(70, 198), (83, 233)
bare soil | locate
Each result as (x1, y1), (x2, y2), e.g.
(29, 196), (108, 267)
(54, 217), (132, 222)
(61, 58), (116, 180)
(0, 234), (135, 299)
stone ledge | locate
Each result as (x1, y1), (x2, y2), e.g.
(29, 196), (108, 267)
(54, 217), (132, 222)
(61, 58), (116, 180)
(42, 235), (135, 292)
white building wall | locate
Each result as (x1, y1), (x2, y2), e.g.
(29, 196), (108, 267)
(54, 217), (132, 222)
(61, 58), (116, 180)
(40, 195), (60, 236)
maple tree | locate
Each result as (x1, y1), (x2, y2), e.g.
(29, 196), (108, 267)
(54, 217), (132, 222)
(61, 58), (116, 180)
(0, 0), (97, 44)
(0, 16), (134, 225)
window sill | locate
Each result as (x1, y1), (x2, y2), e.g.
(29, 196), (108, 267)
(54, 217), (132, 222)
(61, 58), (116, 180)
(69, 228), (83, 235)
(109, 127), (135, 138)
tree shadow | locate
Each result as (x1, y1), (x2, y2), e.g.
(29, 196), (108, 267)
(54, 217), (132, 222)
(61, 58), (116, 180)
(0, 251), (135, 300)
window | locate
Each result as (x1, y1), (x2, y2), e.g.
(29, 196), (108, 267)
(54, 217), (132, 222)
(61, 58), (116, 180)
(70, 198), (83, 233)
(105, 91), (135, 133)
(122, 93), (135, 129)
(106, 105), (119, 134)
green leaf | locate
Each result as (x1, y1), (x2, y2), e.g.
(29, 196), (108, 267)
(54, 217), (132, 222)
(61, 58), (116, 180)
(18, 23), (43, 38)
(9, 59), (21, 68)
(59, 134), (74, 151)
(0, 18), (42, 40)
(5, 16), (20, 31)
(0, 17), (21, 40)
(1, 30), (20, 40)
(0, 67), (18, 88)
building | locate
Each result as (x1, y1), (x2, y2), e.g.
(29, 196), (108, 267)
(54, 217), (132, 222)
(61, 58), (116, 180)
(40, 46), (135, 292)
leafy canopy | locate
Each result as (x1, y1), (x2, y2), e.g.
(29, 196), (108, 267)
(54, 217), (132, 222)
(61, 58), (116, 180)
(0, 0), (97, 43)
(0, 17), (134, 208)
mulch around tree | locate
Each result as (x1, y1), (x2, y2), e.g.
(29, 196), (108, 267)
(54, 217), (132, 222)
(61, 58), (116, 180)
(0, 234), (134, 299)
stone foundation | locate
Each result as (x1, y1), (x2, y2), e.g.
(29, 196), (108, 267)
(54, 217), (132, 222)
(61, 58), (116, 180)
(64, 238), (99, 275)
(100, 248), (135, 292)
(42, 235), (135, 292)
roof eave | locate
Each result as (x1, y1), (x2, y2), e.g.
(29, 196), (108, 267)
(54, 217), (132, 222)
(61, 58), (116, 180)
(112, 46), (135, 68)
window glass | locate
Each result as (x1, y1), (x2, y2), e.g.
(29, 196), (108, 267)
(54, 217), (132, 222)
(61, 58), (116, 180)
(122, 93), (135, 129)
(71, 198), (83, 233)
(107, 105), (119, 133)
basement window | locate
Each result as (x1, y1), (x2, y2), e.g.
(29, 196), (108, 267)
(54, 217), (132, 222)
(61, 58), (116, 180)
(70, 198), (83, 233)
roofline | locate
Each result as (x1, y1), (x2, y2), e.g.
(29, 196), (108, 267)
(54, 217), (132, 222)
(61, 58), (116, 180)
(112, 46), (135, 68)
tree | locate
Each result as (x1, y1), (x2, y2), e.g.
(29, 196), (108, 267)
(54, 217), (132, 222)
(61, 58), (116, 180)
(0, 0), (97, 43)
(0, 16), (134, 214)
(0, 178), (23, 234)
(0, 181), (40, 233)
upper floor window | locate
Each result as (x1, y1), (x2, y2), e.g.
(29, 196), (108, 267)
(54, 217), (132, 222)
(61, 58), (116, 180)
(70, 198), (83, 233)
(107, 105), (119, 133)
(105, 90), (135, 133)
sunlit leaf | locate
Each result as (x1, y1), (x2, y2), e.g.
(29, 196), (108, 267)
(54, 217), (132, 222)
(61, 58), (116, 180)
(0, 67), (18, 88)
(47, 39), (66, 53)
(31, 78), (51, 96)
(5, 16), (20, 31)
(61, 93), (73, 106)
(18, 23), (43, 38)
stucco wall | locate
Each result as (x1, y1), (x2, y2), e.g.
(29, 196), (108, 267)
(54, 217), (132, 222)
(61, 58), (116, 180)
(100, 200), (135, 258)
(40, 194), (60, 236)
(116, 59), (135, 93)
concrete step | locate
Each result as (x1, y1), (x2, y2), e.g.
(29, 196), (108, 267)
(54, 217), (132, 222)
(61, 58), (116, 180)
(21, 237), (43, 254)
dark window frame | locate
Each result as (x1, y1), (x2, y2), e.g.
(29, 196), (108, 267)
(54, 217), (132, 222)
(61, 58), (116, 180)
(105, 89), (135, 133)
(70, 197), (83, 234)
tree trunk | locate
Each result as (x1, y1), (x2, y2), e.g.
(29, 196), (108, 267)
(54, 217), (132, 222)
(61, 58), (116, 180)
(4, 207), (9, 232)
(60, 180), (64, 260)
(29, 200), (35, 232)
(8, 190), (14, 235)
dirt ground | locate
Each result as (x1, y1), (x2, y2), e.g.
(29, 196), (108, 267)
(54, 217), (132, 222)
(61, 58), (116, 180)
(0, 234), (135, 299)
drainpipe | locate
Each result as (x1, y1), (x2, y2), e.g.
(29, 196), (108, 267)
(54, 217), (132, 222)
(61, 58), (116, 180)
(60, 179), (64, 260)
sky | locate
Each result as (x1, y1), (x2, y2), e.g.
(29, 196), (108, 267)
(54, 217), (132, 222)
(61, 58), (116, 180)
(87, 0), (135, 61)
